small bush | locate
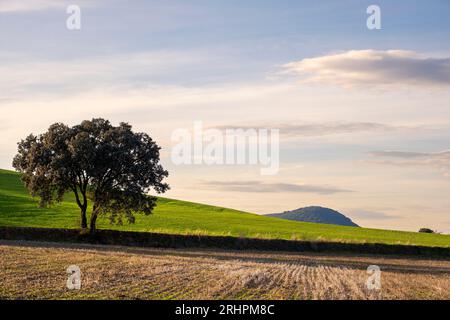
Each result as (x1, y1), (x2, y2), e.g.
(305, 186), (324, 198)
(419, 228), (434, 234)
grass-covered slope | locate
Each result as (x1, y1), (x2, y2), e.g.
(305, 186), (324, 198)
(0, 169), (449, 247)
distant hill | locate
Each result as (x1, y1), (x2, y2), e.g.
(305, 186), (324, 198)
(267, 206), (359, 227)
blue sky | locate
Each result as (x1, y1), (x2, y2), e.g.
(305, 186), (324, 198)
(2, 1), (450, 61)
(0, 0), (449, 232)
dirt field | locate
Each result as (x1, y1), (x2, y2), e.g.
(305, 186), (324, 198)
(0, 240), (449, 300)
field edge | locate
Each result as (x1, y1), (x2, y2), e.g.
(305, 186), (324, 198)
(1, 226), (449, 258)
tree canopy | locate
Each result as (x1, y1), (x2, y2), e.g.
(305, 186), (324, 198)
(13, 118), (169, 233)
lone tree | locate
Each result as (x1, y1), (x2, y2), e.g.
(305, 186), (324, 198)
(13, 118), (169, 234)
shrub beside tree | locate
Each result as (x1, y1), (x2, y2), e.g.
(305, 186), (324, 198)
(418, 228), (435, 234)
(13, 118), (169, 234)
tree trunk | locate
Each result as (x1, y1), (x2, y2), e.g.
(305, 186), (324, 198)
(73, 187), (88, 229)
(89, 209), (99, 235)
(80, 208), (88, 229)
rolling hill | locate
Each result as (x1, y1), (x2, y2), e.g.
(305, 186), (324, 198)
(268, 206), (359, 227)
(0, 169), (449, 247)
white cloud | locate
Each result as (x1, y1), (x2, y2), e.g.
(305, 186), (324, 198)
(369, 150), (450, 177)
(283, 50), (450, 88)
(347, 209), (399, 221)
(0, 50), (211, 97)
(0, 0), (65, 12)
(201, 180), (352, 194)
(0, 0), (96, 12)
(213, 122), (403, 138)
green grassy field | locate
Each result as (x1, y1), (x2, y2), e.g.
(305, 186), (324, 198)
(0, 169), (449, 247)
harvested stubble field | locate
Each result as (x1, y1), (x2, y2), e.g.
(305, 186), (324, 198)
(0, 241), (449, 300)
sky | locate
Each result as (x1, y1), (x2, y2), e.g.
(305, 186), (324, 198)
(0, 0), (449, 232)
